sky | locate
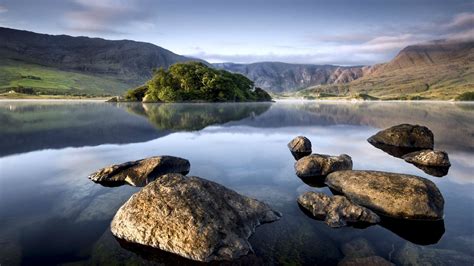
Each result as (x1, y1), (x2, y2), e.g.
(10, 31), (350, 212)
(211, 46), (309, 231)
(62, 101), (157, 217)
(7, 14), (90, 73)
(0, 0), (473, 65)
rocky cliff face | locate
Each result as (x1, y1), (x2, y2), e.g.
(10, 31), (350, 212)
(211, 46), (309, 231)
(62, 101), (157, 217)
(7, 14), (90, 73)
(0, 27), (203, 85)
(214, 62), (366, 93)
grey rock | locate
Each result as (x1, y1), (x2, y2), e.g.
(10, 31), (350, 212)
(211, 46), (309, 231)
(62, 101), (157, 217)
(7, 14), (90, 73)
(295, 154), (352, 178)
(368, 124), (434, 149)
(394, 242), (474, 266)
(326, 170), (444, 220)
(88, 156), (190, 186)
(110, 173), (281, 262)
(288, 136), (312, 159)
(338, 256), (394, 266)
(297, 192), (380, 227)
(341, 238), (377, 258)
(403, 150), (451, 167)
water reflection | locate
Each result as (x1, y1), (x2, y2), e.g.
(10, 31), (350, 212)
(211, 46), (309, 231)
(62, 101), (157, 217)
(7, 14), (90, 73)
(0, 101), (473, 265)
(124, 102), (272, 131)
(379, 216), (445, 245)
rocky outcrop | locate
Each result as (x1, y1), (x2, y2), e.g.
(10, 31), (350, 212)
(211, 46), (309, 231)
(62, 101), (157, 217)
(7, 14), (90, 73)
(297, 192), (380, 227)
(402, 150), (451, 167)
(326, 170), (444, 220)
(368, 124), (434, 150)
(110, 173), (281, 262)
(295, 154), (352, 178)
(288, 136), (312, 160)
(88, 156), (190, 186)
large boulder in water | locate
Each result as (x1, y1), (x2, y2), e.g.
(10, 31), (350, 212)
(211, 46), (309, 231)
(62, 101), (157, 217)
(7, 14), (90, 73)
(295, 154), (352, 178)
(88, 156), (190, 186)
(402, 150), (451, 167)
(298, 192), (380, 227)
(368, 124), (434, 150)
(288, 136), (312, 160)
(325, 170), (444, 220)
(110, 173), (281, 262)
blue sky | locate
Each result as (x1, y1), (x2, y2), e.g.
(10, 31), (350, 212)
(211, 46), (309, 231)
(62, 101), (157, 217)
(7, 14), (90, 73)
(0, 0), (472, 65)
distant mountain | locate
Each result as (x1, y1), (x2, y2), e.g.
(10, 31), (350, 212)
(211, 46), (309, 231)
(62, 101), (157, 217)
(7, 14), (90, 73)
(300, 39), (474, 100)
(0, 27), (204, 95)
(214, 62), (367, 93)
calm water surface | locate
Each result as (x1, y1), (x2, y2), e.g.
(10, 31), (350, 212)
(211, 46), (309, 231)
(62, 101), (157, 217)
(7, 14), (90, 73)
(0, 100), (473, 265)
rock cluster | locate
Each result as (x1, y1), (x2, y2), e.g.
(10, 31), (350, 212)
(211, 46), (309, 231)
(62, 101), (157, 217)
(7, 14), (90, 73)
(89, 157), (281, 262)
(290, 125), (446, 234)
(368, 123), (450, 176)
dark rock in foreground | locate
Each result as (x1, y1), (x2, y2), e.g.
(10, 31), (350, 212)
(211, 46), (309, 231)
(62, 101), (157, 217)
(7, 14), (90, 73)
(288, 136), (312, 160)
(326, 170), (444, 220)
(368, 124), (434, 150)
(88, 156), (190, 186)
(402, 150), (451, 167)
(297, 192), (380, 227)
(295, 154), (352, 178)
(111, 173), (281, 262)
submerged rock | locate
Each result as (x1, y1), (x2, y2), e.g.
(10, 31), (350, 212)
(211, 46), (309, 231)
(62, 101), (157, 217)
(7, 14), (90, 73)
(326, 170), (444, 220)
(341, 238), (377, 258)
(297, 192), (380, 227)
(110, 173), (281, 262)
(295, 154), (352, 178)
(402, 150), (451, 167)
(88, 156), (190, 186)
(288, 136), (312, 160)
(394, 242), (474, 266)
(338, 256), (394, 266)
(368, 124), (434, 150)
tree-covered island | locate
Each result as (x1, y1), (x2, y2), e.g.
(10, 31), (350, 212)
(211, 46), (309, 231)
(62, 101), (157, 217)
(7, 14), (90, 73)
(123, 62), (272, 102)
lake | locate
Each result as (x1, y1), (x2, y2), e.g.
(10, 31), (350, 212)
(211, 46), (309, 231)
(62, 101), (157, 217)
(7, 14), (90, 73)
(0, 100), (473, 265)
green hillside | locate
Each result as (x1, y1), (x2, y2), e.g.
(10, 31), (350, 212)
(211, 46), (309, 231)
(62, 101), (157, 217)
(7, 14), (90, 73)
(0, 59), (130, 96)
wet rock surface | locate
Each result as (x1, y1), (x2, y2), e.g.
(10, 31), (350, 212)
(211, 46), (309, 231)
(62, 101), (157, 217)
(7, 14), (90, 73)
(294, 154), (352, 178)
(288, 136), (312, 160)
(297, 192), (380, 227)
(402, 149), (451, 167)
(368, 124), (434, 150)
(88, 156), (190, 186)
(326, 170), (444, 220)
(110, 173), (281, 262)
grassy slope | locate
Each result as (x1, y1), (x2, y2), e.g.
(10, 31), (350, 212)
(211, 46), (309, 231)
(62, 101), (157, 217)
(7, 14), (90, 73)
(298, 62), (474, 100)
(0, 59), (130, 96)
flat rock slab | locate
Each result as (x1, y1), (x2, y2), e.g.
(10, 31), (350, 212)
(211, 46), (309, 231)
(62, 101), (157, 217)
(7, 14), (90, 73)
(326, 170), (444, 220)
(295, 154), (352, 178)
(88, 156), (190, 186)
(402, 150), (451, 167)
(111, 173), (281, 262)
(368, 124), (434, 149)
(298, 192), (380, 227)
(288, 136), (312, 160)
